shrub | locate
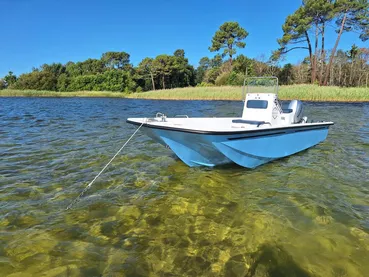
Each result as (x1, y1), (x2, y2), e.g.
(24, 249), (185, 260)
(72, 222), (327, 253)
(227, 72), (245, 86)
(196, 82), (214, 87)
(215, 72), (230, 86)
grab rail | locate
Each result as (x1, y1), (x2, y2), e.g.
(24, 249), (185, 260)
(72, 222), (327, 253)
(175, 115), (189, 118)
(155, 112), (167, 122)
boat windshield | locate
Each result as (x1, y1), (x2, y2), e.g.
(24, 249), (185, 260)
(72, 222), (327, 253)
(242, 77), (279, 100)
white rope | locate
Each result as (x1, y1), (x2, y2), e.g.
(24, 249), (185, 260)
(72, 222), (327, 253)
(66, 121), (145, 210)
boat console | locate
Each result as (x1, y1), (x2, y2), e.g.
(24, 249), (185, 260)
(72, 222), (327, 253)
(237, 77), (307, 127)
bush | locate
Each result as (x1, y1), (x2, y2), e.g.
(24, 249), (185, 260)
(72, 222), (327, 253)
(11, 71), (57, 91)
(215, 72), (230, 86)
(135, 86), (143, 93)
(0, 79), (6, 90)
(227, 72), (245, 86)
(196, 82), (214, 87)
(66, 70), (136, 92)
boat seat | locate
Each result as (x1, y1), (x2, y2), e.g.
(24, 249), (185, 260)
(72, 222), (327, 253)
(282, 108), (293, 113)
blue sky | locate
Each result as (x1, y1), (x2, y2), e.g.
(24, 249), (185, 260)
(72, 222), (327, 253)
(0, 0), (367, 77)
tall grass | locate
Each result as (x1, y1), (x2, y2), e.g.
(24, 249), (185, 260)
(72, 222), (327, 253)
(128, 85), (369, 102)
(0, 89), (127, 98)
(1, 85), (368, 101)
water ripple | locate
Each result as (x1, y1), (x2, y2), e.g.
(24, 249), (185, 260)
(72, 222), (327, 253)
(0, 98), (368, 276)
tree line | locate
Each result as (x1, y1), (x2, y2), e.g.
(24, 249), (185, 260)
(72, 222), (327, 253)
(1, 0), (368, 92)
(0, 50), (196, 92)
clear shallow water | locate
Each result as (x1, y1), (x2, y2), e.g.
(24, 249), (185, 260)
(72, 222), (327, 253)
(1, 97), (369, 277)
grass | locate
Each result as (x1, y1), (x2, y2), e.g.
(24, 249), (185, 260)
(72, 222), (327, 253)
(0, 89), (128, 98)
(1, 85), (368, 102)
(127, 85), (369, 102)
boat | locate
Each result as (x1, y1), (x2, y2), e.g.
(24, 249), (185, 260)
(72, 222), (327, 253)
(127, 77), (333, 168)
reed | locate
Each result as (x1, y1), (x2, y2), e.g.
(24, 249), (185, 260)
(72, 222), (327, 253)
(1, 85), (368, 102)
(127, 85), (369, 102)
(0, 89), (127, 98)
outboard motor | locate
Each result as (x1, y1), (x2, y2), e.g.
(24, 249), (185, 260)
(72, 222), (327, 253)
(288, 100), (304, 123)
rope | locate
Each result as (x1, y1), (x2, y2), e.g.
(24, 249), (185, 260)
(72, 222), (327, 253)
(66, 121), (145, 210)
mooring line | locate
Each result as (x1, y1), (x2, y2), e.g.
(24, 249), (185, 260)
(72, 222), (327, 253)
(66, 121), (145, 210)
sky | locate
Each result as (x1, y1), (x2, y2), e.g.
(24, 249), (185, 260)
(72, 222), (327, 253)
(0, 0), (367, 77)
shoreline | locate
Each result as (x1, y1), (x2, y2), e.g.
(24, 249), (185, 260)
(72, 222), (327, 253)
(2, 95), (368, 103)
(1, 85), (369, 102)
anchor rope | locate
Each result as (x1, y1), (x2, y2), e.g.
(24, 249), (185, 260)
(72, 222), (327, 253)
(66, 121), (145, 210)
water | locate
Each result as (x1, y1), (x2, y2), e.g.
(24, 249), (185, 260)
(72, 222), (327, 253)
(1, 98), (368, 277)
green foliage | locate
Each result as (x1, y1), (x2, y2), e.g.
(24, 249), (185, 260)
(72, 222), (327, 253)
(67, 75), (96, 91)
(210, 54), (223, 68)
(195, 67), (207, 84)
(334, 0), (369, 40)
(275, 0), (369, 85)
(278, 63), (294, 85)
(136, 50), (195, 90)
(215, 72), (230, 86)
(227, 71), (245, 86)
(209, 22), (248, 64)
(347, 44), (359, 60)
(135, 86), (143, 93)
(4, 71), (17, 86)
(67, 70), (136, 92)
(196, 57), (213, 84)
(196, 82), (214, 87)
(136, 57), (156, 91)
(199, 57), (211, 69)
(101, 51), (130, 69)
(275, 6), (312, 60)
(0, 79), (6, 90)
(11, 71), (57, 91)
(203, 67), (221, 84)
(41, 63), (65, 76)
(174, 49), (185, 58)
(57, 73), (69, 92)
(232, 55), (254, 76)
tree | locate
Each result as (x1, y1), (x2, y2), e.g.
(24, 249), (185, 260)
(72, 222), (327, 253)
(101, 51), (130, 69)
(80, 59), (105, 75)
(137, 57), (156, 90)
(209, 22), (248, 65)
(273, 5), (318, 82)
(171, 50), (195, 88)
(210, 54), (223, 68)
(203, 67), (221, 84)
(152, 55), (173, 89)
(195, 57), (211, 84)
(274, 0), (335, 83)
(323, 0), (369, 85)
(12, 71), (56, 91)
(174, 49), (185, 58)
(41, 63), (65, 76)
(303, 0), (335, 84)
(272, 6), (313, 67)
(57, 73), (69, 92)
(0, 79), (6, 90)
(347, 44), (359, 85)
(232, 54), (254, 76)
(4, 71), (17, 86)
(279, 63), (294, 85)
